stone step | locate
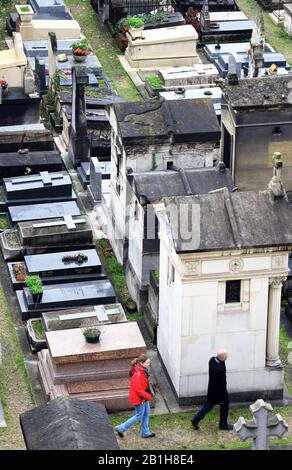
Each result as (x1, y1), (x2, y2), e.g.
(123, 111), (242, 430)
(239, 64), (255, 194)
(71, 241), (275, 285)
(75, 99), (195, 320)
(67, 377), (130, 394)
(69, 389), (130, 411)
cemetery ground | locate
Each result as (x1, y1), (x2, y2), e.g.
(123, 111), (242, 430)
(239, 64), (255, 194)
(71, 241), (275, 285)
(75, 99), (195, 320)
(64, 0), (142, 101)
(237, 0), (292, 63)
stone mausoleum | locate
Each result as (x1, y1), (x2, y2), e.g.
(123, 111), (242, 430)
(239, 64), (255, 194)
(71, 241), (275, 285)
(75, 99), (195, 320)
(155, 157), (292, 404)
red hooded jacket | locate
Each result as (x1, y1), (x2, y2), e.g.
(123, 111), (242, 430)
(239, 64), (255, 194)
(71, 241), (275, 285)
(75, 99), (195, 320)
(129, 365), (152, 406)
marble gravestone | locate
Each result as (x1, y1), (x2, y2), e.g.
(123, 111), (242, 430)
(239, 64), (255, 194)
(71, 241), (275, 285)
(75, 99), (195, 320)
(8, 201), (80, 225)
(88, 157), (102, 204)
(37, 322), (147, 410)
(3, 171), (75, 204)
(0, 151), (63, 180)
(8, 248), (105, 289)
(68, 67), (90, 167)
(0, 215), (94, 261)
(16, 279), (116, 319)
(42, 303), (127, 331)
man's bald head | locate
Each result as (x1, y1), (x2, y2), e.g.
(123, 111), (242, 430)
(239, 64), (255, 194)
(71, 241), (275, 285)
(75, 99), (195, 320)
(217, 349), (228, 361)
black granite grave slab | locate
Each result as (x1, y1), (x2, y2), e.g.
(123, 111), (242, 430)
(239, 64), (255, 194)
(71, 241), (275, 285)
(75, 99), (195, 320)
(0, 88), (40, 127)
(4, 171), (73, 203)
(0, 152), (63, 180)
(0, 125), (56, 152)
(77, 162), (90, 189)
(16, 280), (116, 320)
(7, 249), (106, 290)
(8, 201), (80, 225)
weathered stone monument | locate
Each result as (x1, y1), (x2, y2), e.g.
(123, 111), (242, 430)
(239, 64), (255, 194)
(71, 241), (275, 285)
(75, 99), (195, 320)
(234, 399), (288, 449)
(88, 157), (102, 204)
(68, 66), (90, 167)
(248, 14), (265, 78)
(48, 31), (57, 91)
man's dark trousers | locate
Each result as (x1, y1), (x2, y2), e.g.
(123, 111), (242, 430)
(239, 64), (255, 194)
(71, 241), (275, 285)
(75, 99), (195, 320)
(192, 399), (229, 427)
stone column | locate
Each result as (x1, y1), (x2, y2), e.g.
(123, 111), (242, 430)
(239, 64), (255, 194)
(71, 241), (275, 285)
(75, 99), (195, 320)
(266, 277), (286, 367)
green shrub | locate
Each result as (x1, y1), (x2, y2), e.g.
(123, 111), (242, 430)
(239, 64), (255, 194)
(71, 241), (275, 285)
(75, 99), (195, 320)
(25, 275), (43, 294)
(147, 75), (163, 89)
(126, 16), (144, 29)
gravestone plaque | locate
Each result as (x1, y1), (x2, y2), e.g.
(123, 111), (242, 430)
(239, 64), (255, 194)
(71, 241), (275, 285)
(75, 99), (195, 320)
(4, 171), (72, 202)
(16, 279), (116, 319)
(68, 67), (90, 167)
(9, 201), (80, 224)
(25, 248), (102, 277)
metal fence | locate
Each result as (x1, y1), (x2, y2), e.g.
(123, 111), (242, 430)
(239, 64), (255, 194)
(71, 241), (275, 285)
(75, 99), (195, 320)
(109, 0), (175, 25)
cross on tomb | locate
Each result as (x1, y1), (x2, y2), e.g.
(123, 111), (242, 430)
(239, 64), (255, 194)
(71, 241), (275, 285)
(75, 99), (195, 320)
(33, 216), (86, 231)
(233, 399), (288, 450)
(59, 306), (109, 322)
(10, 172), (63, 187)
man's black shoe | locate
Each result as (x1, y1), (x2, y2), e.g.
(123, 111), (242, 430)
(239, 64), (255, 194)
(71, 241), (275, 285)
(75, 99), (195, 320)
(142, 432), (156, 438)
(219, 424), (233, 431)
(192, 421), (200, 430)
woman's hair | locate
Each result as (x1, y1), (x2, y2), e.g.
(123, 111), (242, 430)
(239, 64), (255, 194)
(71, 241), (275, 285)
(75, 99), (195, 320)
(131, 354), (149, 366)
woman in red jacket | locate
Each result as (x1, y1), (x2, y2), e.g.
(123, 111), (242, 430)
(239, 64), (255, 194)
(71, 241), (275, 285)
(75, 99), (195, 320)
(115, 354), (155, 438)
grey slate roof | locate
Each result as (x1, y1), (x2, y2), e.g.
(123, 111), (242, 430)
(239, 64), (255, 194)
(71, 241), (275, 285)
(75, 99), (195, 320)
(130, 166), (235, 202)
(20, 397), (119, 450)
(112, 98), (220, 144)
(163, 189), (292, 253)
(221, 76), (292, 109)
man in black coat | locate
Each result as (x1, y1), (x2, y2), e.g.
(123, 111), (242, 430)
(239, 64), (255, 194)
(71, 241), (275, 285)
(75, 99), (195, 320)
(191, 349), (233, 431)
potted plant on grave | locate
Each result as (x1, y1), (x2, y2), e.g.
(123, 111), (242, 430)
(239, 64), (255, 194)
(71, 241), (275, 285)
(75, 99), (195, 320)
(126, 16), (145, 40)
(25, 275), (43, 303)
(15, 4), (34, 23)
(83, 327), (101, 343)
(0, 80), (8, 96)
(70, 38), (91, 63)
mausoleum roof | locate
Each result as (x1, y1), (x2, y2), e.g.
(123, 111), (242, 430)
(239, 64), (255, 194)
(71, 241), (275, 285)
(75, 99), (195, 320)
(20, 397), (120, 450)
(221, 76), (292, 109)
(162, 189), (292, 252)
(112, 98), (220, 144)
(130, 166), (235, 202)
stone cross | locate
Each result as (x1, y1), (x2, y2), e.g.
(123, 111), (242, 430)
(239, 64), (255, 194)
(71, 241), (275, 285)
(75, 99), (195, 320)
(234, 399), (288, 450)
(33, 216), (86, 231)
(11, 172), (63, 186)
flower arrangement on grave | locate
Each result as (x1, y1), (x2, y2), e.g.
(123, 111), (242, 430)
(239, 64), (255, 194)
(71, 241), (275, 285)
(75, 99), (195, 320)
(62, 252), (88, 264)
(83, 327), (101, 343)
(25, 275), (43, 302)
(70, 38), (91, 62)
(126, 16), (145, 40)
(12, 262), (27, 282)
(0, 80), (8, 96)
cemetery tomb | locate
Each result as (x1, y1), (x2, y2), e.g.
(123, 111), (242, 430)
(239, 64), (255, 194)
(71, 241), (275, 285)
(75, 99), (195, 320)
(29, 0), (73, 19)
(0, 89), (40, 127)
(0, 33), (27, 87)
(0, 215), (93, 261)
(284, 4), (292, 36)
(24, 38), (81, 57)
(203, 41), (275, 63)
(8, 201), (80, 225)
(269, 9), (285, 26)
(7, 249), (105, 289)
(17, 13), (81, 41)
(160, 87), (222, 117)
(125, 25), (200, 69)
(159, 63), (219, 87)
(209, 12), (248, 22)
(16, 279), (116, 320)
(42, 303), (127, 331)
(0, 123), (56, 152)
(3, 171), (75, 204)
(201, 20), (255, 43)
(37, 322), (147, 410)
(0, 151), (63, 180)
(175, 0), (238, 13)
